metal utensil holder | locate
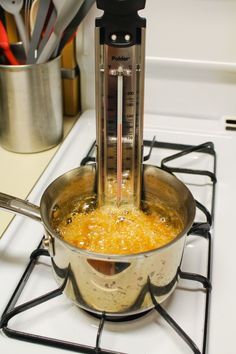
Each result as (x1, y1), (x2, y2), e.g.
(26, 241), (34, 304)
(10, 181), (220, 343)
(0, 44), (63, 153)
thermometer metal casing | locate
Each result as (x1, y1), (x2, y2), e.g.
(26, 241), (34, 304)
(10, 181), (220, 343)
(95, 0), (146, 207)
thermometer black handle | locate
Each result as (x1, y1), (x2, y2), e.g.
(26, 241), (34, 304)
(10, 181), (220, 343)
(96, 0), (146, 46)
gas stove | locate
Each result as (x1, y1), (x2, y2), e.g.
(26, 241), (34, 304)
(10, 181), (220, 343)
(0, 108), (235, 354)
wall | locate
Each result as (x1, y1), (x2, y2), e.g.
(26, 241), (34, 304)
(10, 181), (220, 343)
(77, 0), (236, 120)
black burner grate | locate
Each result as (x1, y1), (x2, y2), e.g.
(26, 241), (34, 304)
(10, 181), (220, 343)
(0, 139), (216, 354)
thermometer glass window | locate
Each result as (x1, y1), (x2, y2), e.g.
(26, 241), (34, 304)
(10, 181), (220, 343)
(95, 0), (146, 207)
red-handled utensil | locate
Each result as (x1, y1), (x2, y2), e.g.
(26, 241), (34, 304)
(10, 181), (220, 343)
(0, 20), (19, 65)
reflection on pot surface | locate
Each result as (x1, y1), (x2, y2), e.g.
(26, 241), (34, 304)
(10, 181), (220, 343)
(51, 236), (185, 315)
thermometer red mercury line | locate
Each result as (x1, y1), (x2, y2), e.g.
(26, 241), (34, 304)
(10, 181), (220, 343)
(116, 67), (123, 206)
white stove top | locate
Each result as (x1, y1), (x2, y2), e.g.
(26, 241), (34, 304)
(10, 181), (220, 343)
(0, 110), (235, 354)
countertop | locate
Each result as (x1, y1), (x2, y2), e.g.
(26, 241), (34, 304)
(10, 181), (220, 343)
(0, 116), (78, 238)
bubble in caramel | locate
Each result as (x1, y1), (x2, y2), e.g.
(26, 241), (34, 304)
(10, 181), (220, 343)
(52, 196), (184, 255)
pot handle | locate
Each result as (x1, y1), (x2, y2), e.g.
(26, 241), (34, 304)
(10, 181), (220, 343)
(0, 192), (41, 222)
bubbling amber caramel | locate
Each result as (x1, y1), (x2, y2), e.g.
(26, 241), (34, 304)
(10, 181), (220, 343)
(52, 196), (184, 255)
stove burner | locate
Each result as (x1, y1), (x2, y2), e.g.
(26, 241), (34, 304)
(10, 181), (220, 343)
(83, 308), (153, 322)
(0, 139), (216, 354)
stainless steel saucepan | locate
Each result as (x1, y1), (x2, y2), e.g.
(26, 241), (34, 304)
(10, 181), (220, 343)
(0, 164), (195, 316)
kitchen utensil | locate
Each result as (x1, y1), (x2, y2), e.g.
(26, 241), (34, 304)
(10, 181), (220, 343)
(29, 0), (39, 32)
(0, 20), (19, 64)
(0, 164), (196, 315)
(61, 37), (80, 116)
(36, 0), (84, 64)
(0, 4), (5, 25)
(24, 0), (33, 41)
(26, 0), (51, 64)
(56, 0), (95, 55)
(0, 0), (28, 54)
(36, 6), (56, 58)
(95, 0), (146, 207)
(0, 52), (63, 152)
(5, 13), (19, 43)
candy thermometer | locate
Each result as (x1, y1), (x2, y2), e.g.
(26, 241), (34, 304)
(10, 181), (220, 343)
(95, 0), (146, 207)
